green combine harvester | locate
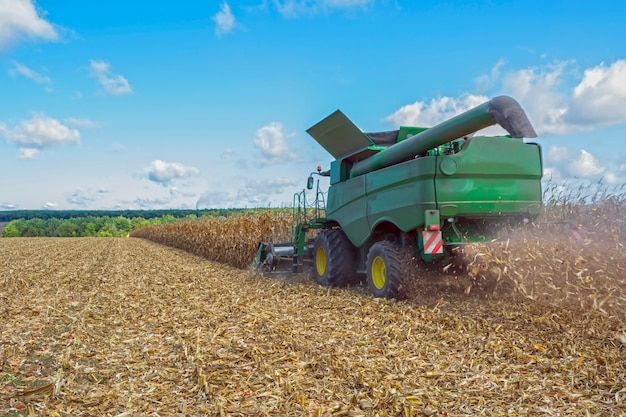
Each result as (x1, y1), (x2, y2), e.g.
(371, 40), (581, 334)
(254, 96), (543, 299)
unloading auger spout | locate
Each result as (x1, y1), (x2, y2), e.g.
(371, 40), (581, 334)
(349, 95), (537, 178)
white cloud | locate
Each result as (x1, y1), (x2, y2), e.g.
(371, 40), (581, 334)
(500, 61), (574, 135)
(385, 60), (626, 187)
(324, 0), (371, 5)
(0, 0), (58, 50)
(0, 113), (80, 158)
(568, 149), (605, 178)
(168, 187), (195, 198)
(110, 143), (125, 152)
(544, 145), (620, 184)
(237, 181), (272, 207)
(65, 117), (99, 128)
(124, 196), (175, 210)
(66, 189), (103, 207)
(221, 148), (235, 159)
(196, 175), (299, 209)
(254, 122), (297, 165)
(213, 2), (236, 36)
(196, 190), (234, 209)
(18, 148), (38, 159)
(565, 60), (626, 126)
(89, 60), (133, 96)
(267, 177), (299, 188)
(484, 59), (626, 135)
(244, 177), (299, 196)
(8, 61), (52, 86)
(387, 59), (626, 138)
(144, 160), (200, 186)
(474, 58), (506, 92)
(385, 94), (490, 128)
(273, 0), (372, 17)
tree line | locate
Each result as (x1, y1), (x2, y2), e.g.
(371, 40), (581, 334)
(0, 208), (286, 238)
(1, 215), (188, 237)
(0, 209), (246, 222)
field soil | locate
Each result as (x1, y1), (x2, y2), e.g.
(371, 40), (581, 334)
(1, 237), (624, 416)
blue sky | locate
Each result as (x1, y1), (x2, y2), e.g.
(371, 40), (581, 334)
(1, 0), (626, 210)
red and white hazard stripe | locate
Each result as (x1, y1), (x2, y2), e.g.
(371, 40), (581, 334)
(568, 225), (587, 242)
(422, 230), (443, 254)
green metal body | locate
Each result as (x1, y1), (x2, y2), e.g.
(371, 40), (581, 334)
(327, 135), (542, 248)
(253, 96), (543, 274)
(306, 96), (543, 263)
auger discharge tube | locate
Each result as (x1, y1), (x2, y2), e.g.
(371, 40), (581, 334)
(349, 95), (537, 178)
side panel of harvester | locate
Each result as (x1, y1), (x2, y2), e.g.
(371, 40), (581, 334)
(326, 157), (438, 248)
(365, 157), (438, 241)
(324, 175), (369, 245)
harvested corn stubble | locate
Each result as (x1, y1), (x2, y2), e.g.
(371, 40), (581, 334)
(1, 236), (625, 416)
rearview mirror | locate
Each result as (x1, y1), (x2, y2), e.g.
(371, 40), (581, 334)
(307, 176), (314, 190)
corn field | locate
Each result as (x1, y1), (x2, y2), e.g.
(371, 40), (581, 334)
(2, 196), (625, 415)
(131, 196), (626, 321)
(130, 211), (292, 269)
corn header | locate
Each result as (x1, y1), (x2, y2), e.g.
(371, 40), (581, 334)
(254, 96), (543, 299)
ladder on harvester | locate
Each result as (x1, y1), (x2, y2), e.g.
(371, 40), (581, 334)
(291, 181), (327, 272)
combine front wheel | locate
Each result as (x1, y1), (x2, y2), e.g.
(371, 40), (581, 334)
(313, 229), (356, 287)
(366, 241), (405, 299)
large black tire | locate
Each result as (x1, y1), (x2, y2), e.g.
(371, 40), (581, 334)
(313, 229), (356, 287)
(366, 241), (405, 299)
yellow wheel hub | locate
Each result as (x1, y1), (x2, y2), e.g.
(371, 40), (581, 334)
(316, 246), (327, 276)
(371, 256), (386, 290)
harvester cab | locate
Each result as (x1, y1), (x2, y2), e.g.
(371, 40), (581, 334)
(253, 96), (543, 299)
